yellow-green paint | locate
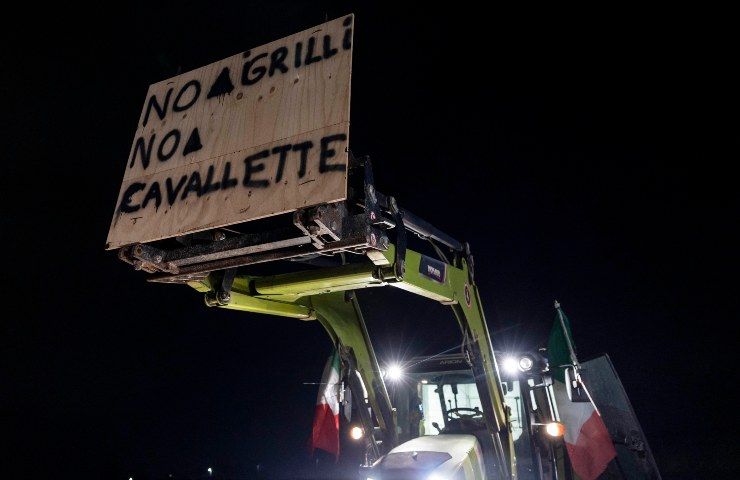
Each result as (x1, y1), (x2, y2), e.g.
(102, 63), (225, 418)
(190, 243), (515, 476)
(254, 262), (383, 296)
(222, 291), (315, 319)
(309, 292), (396, 439)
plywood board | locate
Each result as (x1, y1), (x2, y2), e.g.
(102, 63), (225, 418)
(106, 14), (354, 249)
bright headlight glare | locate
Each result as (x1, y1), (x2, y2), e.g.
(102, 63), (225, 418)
(502, 356), (518, 375)
(350, 426), (364, 440)
(387, 364), (403, 381)
(545, 422), (566, 437)
(518, 356), (534, 371)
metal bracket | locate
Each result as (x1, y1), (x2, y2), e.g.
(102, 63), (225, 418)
(464, 241), (475, 283)
(293, 203), (346, 249)
(204, 267), (237, 306)
(388, 196), (406, 280)
(363, 156), (382, 225)
(218, 268), (237, 303)
(361, 156), (391, 266)
(119, 243), (179, 274)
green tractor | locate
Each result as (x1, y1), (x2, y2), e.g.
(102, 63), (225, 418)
(117, 157), (659, 479)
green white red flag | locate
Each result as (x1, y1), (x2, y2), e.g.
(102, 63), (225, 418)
(548, 306), (616, 480)
(310, 351), (341, 458)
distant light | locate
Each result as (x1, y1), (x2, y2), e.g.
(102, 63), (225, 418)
(421, 379), (429, 384)
(545, 422), (566, 437)
(502, 356), (518, 375)
(518, 356), (534, 372)
(350, 425), (364, 440)
(207, 467), (213, 475)
(387, 364), (403, 381)
(129, 477), (133, 480)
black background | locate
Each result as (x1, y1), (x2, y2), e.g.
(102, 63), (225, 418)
(1, 2), (736, 479)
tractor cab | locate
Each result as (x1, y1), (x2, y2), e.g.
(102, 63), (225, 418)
(370, 353), (563, 480)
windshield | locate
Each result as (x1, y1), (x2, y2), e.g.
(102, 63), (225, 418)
(394, 367), (527, 443)
(421, 383), (482, 434)
(415, 379), (523, 442)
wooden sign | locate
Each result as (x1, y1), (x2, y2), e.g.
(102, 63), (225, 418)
(106, 15), (354, 249)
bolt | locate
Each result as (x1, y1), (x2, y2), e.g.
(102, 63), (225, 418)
(217, 291), (231, 304)
(370, 211), (377, 221)
(154, 255), (163, 263)
(331, 221), (337, 231)
(370, 232), (377, 246)
(308, 225), (320, 235)
(213, 231), (226, 241)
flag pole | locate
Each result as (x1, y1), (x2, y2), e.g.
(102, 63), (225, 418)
(554, 300), (580, 369)
(553, 300), (602, 415)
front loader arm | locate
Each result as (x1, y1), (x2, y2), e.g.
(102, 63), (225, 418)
(189, 243), (515, 478)
(188, 268), (398, 455)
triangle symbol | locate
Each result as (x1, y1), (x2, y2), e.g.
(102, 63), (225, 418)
(183, 128), (203, 156)
(207, 67), (235, 98)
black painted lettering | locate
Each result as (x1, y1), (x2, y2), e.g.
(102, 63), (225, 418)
(291, 141), (313, 178)
(182, 128), (203, 156)
(243, 150), (270, 188)
(142, 181), (162, 210)
(181, 171), (203, 200)
(173, 80), (201, 112)
(166, 175), (187, 206)
(142, 88), (173, 127)
(157, 129), (181, 162)
(269, 47), (289, 76)
(202, 165), (221, 194)
(271, 144), (292, 183)
(129, 135), (155, 169)
(294, 41), (303, 68)
(220, 161), (238, 190)
(342, 16), (353, 50)
(119, 182), (146, 213)
(207, 67), (235, 98)
(322, 35), (338, 59)
(241, 52), (268, 85)
(305, 37), (322, 65)
(319, 134), (347, 173)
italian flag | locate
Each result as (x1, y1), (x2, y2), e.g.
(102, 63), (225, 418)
(310, 351), (341, 458)
(549, 307), (616, 480)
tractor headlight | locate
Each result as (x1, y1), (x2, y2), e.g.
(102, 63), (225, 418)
(502, 356), (519, 375)
(350, 426), (364, 440)
(386, 364), (403, 381)
(518, 355), (534, 372)
(545, 422), (566, 437)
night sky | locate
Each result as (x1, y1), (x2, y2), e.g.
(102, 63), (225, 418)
(2, 3), (736, 479)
